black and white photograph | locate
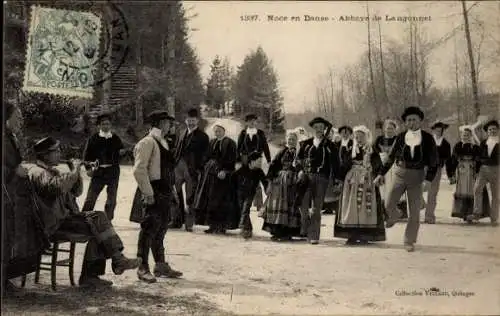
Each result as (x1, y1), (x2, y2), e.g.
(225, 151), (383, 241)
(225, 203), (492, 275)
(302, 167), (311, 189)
(2, 0), (499, 315)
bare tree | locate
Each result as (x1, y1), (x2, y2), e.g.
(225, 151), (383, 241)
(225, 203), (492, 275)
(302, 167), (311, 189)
(461, 0), (480, 118)
(377, 19), (389, 105)
(366, 3), (379, 120)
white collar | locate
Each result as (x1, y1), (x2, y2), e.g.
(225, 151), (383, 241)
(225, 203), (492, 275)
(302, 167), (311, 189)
(313, 136), (323, 147)
(187, 126), (197, 134)
(486, 137), (498, 156)
(487, 136), (499, 144)
(405, 129), (422, 158)
(149, 127), (169, 149)
(341, 138), (350, 147)
(433, 135), (444, 146)
(246, 127), (257, 137)
(99, 130), (113, 139)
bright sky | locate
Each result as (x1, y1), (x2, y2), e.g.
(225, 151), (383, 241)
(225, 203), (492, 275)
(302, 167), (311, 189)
(186, 1), (499, 114)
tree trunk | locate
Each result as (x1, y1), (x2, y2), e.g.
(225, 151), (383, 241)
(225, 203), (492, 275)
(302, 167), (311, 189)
(377, 19), (389, 105)
(166, 2), (176, 116)
(366, 3), (379, 120)
(454, 33), (462, 125)
(135, 31), (143, 127)
(413, 22), (420, 107)
(461, 0), (480, 119)
(328, 69), (335, 116)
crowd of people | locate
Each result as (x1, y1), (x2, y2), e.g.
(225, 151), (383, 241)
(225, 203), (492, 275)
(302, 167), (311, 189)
(2, 101), (498, 294)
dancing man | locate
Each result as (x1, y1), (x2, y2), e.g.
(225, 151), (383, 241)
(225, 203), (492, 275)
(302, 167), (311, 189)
(295, 117), (339, 244)
(131, 110), (182, 283)
(82, 113), (127, 221)
(171, 108), (209, 231)
(374, 106), (438, 252)
(467, 119), (499, 226)
(424, 121), (453, 224)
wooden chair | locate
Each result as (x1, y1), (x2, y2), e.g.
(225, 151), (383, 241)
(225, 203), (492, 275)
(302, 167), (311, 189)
(22, 232), (90, 291)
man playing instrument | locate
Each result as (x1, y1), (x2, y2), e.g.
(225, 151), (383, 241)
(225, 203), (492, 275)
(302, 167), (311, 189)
(24, 137), (140, 288)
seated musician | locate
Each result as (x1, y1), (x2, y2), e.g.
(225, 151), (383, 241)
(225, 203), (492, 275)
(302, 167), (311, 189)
(24, 137), (140, 288)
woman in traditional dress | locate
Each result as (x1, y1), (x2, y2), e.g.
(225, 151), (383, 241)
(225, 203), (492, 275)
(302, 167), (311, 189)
(334, 125), (386, 245)
(450, 125), (490, 222)
(373, 119), (398, 204)
(193, 122), (239, 234)
(262, 132), (302, 241)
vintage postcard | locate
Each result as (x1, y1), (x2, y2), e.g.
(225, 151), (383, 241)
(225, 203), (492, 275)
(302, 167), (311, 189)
(3, 1), (499, 315)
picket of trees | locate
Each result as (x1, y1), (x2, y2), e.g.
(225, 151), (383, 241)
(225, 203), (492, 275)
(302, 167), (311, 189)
(232, 47), (285, 135)
(205, 55), (233, 116)
(205, 47), (286, 136)
(312, 1), (499, 134)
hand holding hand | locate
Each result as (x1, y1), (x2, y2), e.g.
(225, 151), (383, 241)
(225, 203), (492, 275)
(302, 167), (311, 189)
(373, 175), (384, 186)
(16, 164), (28, 178)
(71, 159), (83, 171)
(422, 180), (431, 192)
(449, 177), (457, 185)
(217, 170), (226, 179)
(143, 194), (155, 205)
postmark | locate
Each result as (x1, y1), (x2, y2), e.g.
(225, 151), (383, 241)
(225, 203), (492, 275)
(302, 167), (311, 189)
(22, 3), (129, 99)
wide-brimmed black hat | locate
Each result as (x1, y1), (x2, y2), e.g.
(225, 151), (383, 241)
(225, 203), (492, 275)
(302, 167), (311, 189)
(483, 119), (499, 131)
(430, 121), (449, 130)
(146, 110), (175, 124)
(338, 125), (353, 134)
(247, 151), (262, 163)
(244, 113), (258, 121)
(34, 136), (60, 154)
(96, 112), (112, 124)
(187, 108), (199, 118)
(309, 117), (332, 128)
(401, 106), (424, 121)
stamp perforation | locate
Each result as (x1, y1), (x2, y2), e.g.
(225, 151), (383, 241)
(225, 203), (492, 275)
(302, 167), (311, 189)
(22, 4), (106, 100)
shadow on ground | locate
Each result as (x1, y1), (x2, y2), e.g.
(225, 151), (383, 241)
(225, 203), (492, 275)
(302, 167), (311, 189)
(2, 283), (234, 316)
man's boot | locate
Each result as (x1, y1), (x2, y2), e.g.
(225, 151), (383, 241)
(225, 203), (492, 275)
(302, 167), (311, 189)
(111, 253), (141, 275)
(79, 275), (113, 288)
(137, 264), (156, 283)
(153, 262), (183, 278)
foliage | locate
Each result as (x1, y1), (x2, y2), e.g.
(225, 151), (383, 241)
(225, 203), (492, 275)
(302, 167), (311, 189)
(232, 46), (285, 134)
(205, 55), (233, 115)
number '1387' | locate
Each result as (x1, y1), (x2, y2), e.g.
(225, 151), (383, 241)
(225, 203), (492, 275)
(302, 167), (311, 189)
(241, 15), (259, 22)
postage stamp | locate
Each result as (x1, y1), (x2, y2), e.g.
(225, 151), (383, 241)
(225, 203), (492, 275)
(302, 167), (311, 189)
(23, 6), (102, 99)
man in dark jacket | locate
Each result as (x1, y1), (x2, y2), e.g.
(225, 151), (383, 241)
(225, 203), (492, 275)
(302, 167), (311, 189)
(295, 117), (339, 245)
(237, 113), (272, 211)
(374, 106), (438, 252)
(424, 121), (453, 224)
(82, 113), (127, 221)
(468, 119), (499, 226)
(171, 108), (209, 231)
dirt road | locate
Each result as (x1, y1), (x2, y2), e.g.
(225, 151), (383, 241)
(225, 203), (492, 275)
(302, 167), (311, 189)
(3, 166), (500, 315)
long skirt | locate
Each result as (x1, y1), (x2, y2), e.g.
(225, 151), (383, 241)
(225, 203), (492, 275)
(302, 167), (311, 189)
(451, 159), (490, 220)
(193, 160), (240, 230)
(262, 170), (301, 237)
(324, 177), (342, 204)
(334, 165), (386, 242)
